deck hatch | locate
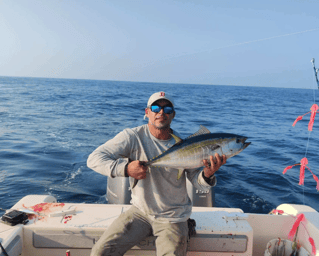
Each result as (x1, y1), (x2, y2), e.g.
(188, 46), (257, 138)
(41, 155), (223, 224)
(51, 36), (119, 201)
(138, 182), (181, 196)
(188, 234), (248, 252)
(32, 231), (247, 252)
(33, 231), (99, 249)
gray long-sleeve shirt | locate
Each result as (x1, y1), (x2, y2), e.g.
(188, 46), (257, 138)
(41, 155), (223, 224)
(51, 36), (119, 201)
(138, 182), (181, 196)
(87, 124), (216, 222)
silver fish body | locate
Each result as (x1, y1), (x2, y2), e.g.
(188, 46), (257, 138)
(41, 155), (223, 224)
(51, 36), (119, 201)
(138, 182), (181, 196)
(147, 133), (250, 170)
(132, 126), (250, 188)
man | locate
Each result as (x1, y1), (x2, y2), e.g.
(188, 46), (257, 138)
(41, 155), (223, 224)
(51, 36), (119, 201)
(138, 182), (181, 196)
(87, 91), (226, 256)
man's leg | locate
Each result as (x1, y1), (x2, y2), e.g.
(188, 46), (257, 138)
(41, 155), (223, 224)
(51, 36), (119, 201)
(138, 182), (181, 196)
(90, 206), (152, 256)
(152, 220), (188, 256)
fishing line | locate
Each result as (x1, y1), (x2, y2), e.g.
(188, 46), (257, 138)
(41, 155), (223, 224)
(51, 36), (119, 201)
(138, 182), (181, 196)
(304, 59), (319, 157)
(301, 59), (319, 204)
(304, 67), (319, 156)
(286, 59), (319, 205)
(304, 134), (311, 157)
(206, 28), (319, 52)
(154, 28), (319, 63)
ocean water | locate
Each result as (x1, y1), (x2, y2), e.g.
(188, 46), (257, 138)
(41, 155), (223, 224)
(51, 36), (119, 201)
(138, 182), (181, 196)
(1, 76), (319, 215)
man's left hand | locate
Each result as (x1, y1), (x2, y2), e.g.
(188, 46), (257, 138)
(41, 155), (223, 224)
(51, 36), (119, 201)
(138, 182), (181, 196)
(203, 153), (226, 178)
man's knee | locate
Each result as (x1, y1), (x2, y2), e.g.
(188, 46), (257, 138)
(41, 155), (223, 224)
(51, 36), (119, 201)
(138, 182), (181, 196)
(90, 243), (121, 256)
(154, 221), (188, 256)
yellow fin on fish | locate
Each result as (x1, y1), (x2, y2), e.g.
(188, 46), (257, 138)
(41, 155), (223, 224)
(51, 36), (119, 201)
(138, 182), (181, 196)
(171, 133), (183, 144)
(177, 169), (184, 179)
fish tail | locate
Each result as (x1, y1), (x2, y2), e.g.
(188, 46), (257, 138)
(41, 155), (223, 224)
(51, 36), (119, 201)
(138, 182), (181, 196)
(131, 161), (150, 189)
(141, 161), (151, 166)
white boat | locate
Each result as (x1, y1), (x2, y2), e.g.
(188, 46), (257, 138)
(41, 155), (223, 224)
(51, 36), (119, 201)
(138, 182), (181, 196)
(3, 59), (319, 255)
(0, 192), (318, 256)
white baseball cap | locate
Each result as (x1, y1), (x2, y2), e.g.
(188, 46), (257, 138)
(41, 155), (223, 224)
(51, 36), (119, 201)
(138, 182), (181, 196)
(146, 91), (175, 108)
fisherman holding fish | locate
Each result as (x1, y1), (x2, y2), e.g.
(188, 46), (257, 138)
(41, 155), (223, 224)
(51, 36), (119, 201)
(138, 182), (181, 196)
(87, 91), (227, 256)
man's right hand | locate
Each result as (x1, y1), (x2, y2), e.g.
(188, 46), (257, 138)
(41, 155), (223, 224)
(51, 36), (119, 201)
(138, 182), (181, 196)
(126, 161), (148, 180)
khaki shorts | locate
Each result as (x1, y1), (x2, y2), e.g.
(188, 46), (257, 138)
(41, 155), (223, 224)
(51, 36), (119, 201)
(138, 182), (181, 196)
(90, 206), (188, 256)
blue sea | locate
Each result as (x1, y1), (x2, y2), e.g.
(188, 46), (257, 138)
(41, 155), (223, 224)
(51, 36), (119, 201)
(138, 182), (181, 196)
(1, 76), (319, 215)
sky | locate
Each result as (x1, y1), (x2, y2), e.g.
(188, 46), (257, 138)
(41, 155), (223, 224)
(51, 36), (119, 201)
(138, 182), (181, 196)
(0, 0), (318, 88)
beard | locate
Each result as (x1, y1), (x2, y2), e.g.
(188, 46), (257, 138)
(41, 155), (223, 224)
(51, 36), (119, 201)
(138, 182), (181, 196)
(150, 120), (170, 130)
(150, 116), (171, 130)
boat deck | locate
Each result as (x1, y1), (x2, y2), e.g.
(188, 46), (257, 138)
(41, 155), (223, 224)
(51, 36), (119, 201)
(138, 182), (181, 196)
(0, 195), (318, 255)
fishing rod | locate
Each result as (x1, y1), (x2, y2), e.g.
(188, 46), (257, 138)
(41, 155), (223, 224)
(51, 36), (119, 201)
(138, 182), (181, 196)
(311, 58), (319, 89)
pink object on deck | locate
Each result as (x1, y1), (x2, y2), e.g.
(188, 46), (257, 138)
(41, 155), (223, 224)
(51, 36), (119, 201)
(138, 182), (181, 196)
(272, 209), (284, 215)
(309, 237), (316, 256)
(288, 213), (305, 240)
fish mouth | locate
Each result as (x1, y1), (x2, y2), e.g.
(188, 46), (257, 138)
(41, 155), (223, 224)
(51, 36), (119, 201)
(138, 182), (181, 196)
(237, 137), (251, 149)
(243, 142), (251, 149)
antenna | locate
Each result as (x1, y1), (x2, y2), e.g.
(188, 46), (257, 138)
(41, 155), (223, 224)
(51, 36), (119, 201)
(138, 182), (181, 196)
(311, 58), (319, 89)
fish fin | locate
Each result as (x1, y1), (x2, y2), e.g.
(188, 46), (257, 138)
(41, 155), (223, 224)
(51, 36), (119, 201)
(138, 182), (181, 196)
(132, 179), (138, 189)
(177, 169), (184, 179)
(171, 133), (183, 144)
(199, 125), (211, 134)
(186, 125), (211, 139)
